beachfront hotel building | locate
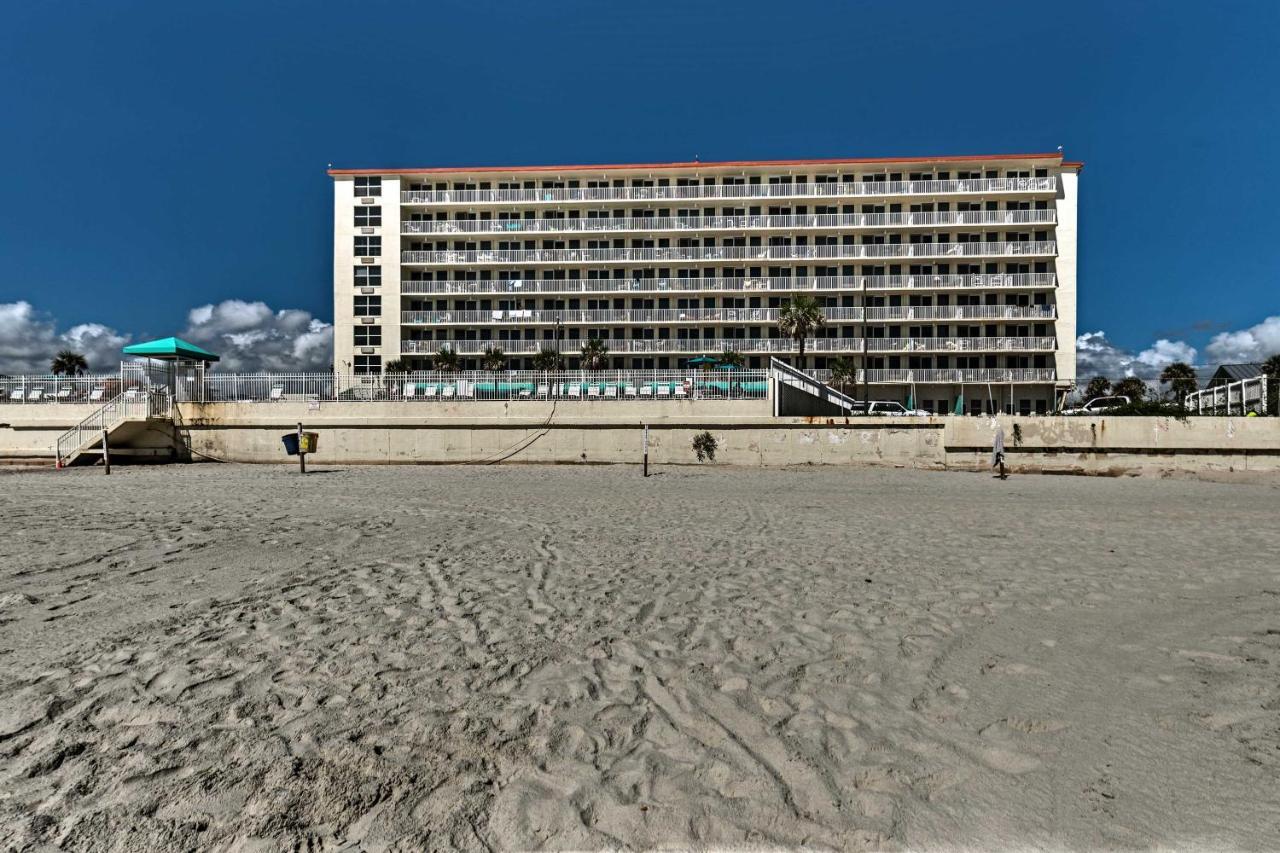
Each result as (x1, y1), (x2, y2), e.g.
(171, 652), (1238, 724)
(330, 152), (1080, 414)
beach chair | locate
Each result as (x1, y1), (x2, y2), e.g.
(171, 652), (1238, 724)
(403, 382), (416, 399)
(56, 387), (73, 401)
(269, 386), (285, 401)
(587, 384), (601, 399)
(27, 389), (44, 402)
(673, 384), (688, 399)
(535, 383), (550, 398)
(639, 384), (654, 397)
(623, 383), (638, 398)
(88, 387), (105, 402)
(441, 384), (456, 399)
(7, 389), (22, 402)
(604, 385), (618, 399)
(568, 383), (582, 399)
(424, 384), (439, 399)
(657, 384), (671, 398)
(457, 383), (474, 399)
(518, 385), (533, 399)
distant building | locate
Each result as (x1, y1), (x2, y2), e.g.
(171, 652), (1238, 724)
(329, 151), (1082, 414)
(1206, 363), (1263, 388)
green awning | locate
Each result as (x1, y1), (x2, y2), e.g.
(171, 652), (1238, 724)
(122, 337), (220, 362)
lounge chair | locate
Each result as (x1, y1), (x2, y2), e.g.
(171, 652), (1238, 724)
(56, 387), (73, 401)
(518, 385), (533, 399)
(587, 384), (601, 399)
(424, 384), (439, 399)
(673, 384), (688, 398)
(568, 383), (582, 399)
(403, 383), (416, 398)
(88, 388), (105, 402)
(7, 389), (22, 402)
(623, 383), (638, 398)
(270, 386), (285, 401)
(639, 384), (654, 397)
(535, 383), (550, 398)
(457, 383), (474, 399)
(441, 385), (456, 399)
(27, 389), (44, 402)
(604, 385), (618, 399)
(657, 384), (671, 398)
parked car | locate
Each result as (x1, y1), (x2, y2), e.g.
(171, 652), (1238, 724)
(864, 400), (931, 417)
(1062, 395), (1130, 415)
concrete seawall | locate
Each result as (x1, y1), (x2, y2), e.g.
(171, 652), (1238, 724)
(4, 401), (1278, 477)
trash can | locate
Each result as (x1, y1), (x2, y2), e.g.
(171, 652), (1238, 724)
(298, 432), (318, 454)
(281, 433), (300, 456)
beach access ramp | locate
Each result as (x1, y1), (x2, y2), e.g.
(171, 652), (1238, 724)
(55, 390), (173, 467)
(770, 357), (860, 417)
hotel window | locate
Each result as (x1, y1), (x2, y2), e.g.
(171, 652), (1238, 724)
(354, 295), (381, 316)
(354, 355), (381, 374)
(355, 236), (381, 256)
(354, 325), (382, 347)
(354, 176), (381, 197)
(354, 265), (381, 286)
(355, 206), (381, 227)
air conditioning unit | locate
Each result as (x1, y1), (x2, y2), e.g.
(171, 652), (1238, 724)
(361, 317), (376, 324)
(360, 347), (375, 355)
(361, 257), (376, 264)
(360, 226), (375, 235)
(360, 197), (376, 204)
(360, 287), (376, 294)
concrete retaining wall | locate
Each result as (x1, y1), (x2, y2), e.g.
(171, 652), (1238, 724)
(5, 400), (1279, 477)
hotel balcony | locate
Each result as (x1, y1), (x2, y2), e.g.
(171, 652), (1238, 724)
(401, 209), (1057, 237)
(399, 176), (1057, 206)
(859, 368), (1057, 384)
(399, 272), (1057, 297)
(400, 241), (1057, 267)
(398, 305), (1054, 326)
(400, 336), (1054, 356)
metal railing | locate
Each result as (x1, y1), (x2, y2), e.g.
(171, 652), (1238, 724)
(400, 176), (1058, 205)
(188, 370), (771, 404)
(401, 241), (1057, 266)
(54, 389), (168, 465)
(402, 209), (1058, 235)
(400, 272), (1057, 296)
(855, 368), (1057, 384)
(400, 336), (1056, 356)
(1185, 376), (1271, 415)
(397, 305), (1055, 325)
(0, 374), (122, 403)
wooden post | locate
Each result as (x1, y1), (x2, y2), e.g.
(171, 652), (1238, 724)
(297, 422), (306, 475)
(642, 423), (649, 477)
(102, 429), (110, 475)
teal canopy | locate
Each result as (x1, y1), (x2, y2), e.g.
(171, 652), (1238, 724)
(687, 354), (719, 367)
(122, 337), (220, 362)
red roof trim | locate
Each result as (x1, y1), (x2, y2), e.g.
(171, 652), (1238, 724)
(327, 152), (1069, 177)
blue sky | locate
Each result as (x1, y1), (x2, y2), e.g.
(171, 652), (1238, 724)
(1, 0), (1278, 373)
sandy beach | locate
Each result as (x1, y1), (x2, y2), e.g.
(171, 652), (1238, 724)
(1, 463), (1278, 850)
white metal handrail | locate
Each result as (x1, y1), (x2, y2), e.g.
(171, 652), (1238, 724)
(1185, 376), (1271, 415)
(0, 374), (119, 404)
(401, 241), (1058, 265)
(400, 272), (1057, 296)
(402, 209), (1058, 235)
(400, 176), (1058, 205)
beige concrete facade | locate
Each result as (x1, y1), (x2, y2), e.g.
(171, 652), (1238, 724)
(330, 153), (1081, 414)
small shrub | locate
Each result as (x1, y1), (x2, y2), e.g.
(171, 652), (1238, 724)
(692, 431), (718, 462)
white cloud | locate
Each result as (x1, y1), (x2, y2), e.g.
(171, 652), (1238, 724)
(1076, 331), (1198, 382)
(1204, 315), (1280, 364)
(0, 302), (131, 374)
(181, 300), (333, 372)
(0, 299), (333, 375)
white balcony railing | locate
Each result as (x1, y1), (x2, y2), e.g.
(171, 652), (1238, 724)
(401, 336), (1056, 356)
(859, 368), (1057, 384)
(401, 241), (1057, 266)
(398, 305), (1054, 326)
(400, 176), (1057, 206)
(400, 272), (1057, 296)
(401, 209), (1057, 236)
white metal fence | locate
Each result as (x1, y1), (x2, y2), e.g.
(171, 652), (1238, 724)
(182, 370), (771, 404)
(1, 374), (137, 404)
(1185, 376), (1272, 415)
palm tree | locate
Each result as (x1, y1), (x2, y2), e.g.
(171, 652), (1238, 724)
(382, 358), (407, 375)
(1112, 376), (1147, 403)
(580, 338), (609, 370)
(829, 356), (857, 391)
(1261, 354), (1280, 378)
(1082, 376), (1111, 401)
(1159, 361), (1198, 407)
(532, 347), (562, 371)
(777, 295), (826, 369)
(433, 346), (459, 372)
(718, 348), (745, 369)
(50, 350), (89, 376)
(480, 345), (506, 373)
